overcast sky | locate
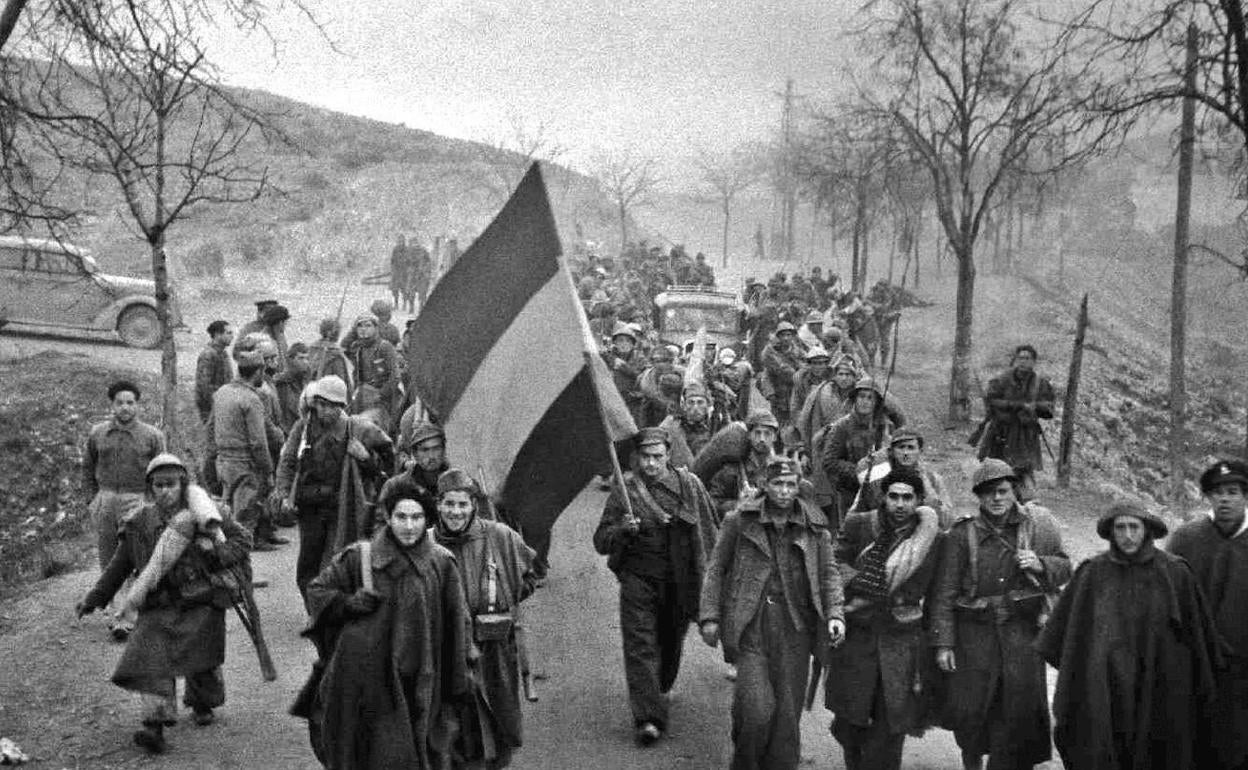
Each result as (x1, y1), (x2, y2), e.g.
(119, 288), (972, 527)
(206, 0), (861, 173)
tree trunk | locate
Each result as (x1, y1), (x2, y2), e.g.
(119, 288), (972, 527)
(851, 220), (862, 292)
(1057, 293), (1089, 488)
(1005, 197), (1015, 271)
(152, 234), (180, 452)
(0, 0), (27, 53)
(618, 202), (628, 257)
(948, 242), (976, 422)
(913, 208), (922, 288)
(721, 200), (730, 269)
(1170, 23), (1197, 509)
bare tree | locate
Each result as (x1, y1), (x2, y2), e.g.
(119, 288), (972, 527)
(594, 150), (660, 254)
(693, 142), (765, 268)
(858, 0), (1122, 421)
(5, 0), (288, 448)
(478, 110), (567, 205)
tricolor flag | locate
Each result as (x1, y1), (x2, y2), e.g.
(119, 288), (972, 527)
(407, 163), (637, 550)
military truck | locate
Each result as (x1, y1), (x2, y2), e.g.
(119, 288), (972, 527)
(652, 286), (745, 356)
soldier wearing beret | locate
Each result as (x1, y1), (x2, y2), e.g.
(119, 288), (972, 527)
(593, 427), (719, 746)
(659, 382), (714, 470)
(1168, 459), (1248, 770)
(699, 457), (845, 770)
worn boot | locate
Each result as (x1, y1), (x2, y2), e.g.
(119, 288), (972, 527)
(133, 721), (166, 754)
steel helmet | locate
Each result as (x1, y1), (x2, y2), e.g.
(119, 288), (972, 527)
(971, 458), (1017, 493)
(311, 376), (349, 406)
(145, 452), (188, 479)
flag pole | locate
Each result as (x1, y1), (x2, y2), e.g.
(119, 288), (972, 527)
(585, 352), (638, 526)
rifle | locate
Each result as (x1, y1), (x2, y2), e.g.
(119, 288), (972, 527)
(475, 467), (539, 702)
(229, 563), (277, 681)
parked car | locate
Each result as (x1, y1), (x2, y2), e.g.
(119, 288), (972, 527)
(0, 236), (181, 348)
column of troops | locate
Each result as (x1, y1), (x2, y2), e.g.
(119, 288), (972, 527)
(69, 280), (1248, 770)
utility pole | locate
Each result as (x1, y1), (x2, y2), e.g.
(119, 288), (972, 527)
(775, 79), (797, 264)
(1170, 23), (1197, 509)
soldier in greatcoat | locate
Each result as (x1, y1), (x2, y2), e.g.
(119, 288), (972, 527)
(930, 459), (1070, 770)
(699, 457), (845, 770)
(1168, 459), (1248, 770)
(977, 345), (1054, 488)
(826, 466), (942, 770)
(76, 454), (251, 754)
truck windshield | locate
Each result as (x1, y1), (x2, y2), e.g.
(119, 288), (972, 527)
(662, 306), (737, 334)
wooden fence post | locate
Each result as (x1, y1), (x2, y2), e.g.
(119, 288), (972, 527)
(1057, 293), (1089, 488)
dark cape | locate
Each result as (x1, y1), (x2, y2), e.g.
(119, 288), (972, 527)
(1036, 543), (1221, 770)
(292, 528), (474, 770)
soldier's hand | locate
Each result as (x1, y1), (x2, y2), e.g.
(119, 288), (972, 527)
(344, 589), (383, 617)
(1015, 549), (1043, 574)
(280, 497), (297, 517)
(75, 599), (96, 619)
(699, 621), (720, 648)
(827, 619), (846, 647)
(347, 438), (370, 462)
(936, 646), (957, 673)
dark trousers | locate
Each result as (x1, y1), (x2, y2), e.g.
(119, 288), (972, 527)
(831, 673), (905, 770)
(731, 597), (812, 770)
(618, 571), (688, 729)
(954, 682), (1031, 770)
(296, 505), (338, 603)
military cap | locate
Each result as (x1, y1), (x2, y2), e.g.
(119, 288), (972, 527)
(254, 298), (278, 309)
(776, 322), (797, 335)
(890, 427), (925, 448)
(369, 299), (393, 317)
(805, 310), (824, 325)
(805, 345), (831, 362)
(831, 355), (857, 374)
(682, 381), (709, 400)
(971, 458), (1016, 494)
(318, 317), (341, 338)
(1096, 500), (1168, 541)
(354, 313), (378, 328)
(746, 410), (780, 430)
(610, 323), (637, 341)
(409, 420), (446, 447)
(765, 456), (800, 480)
(634, 426), (671, 449)
(1199, 459), (1248, 493)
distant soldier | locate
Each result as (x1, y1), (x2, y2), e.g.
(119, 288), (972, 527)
(760, 322), (806, 425)
(206, 350), (273, 551)
(602, 323), (646, 424)
(259, 304), (291, 371)
(789, 345), (833, 422)
(389, 234), (412, 311)
(307, 317), (352, 392)
(276, 376), (394, 601)
(931, 459), (1070, 770)
(977, 344), (1055, 488)
(1167, 459), (1248, 770)
(659, 382), (714, 470)
(852, 427), (953, 528)
(593, 428), (718, 746)
(705, 410), (781, 518)
(83, 379), (166, 640)
(409, 239), (433, 314)
(272, 342), (311, 433)
(821, 377), (902, 528)
(195, 320), (234, 424)
(345, 314), (401, 425)
(379, 421), (449, 523)
(238, 298), (278, 339)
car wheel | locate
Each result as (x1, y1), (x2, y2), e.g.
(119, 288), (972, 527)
(116, 305), (162, 349)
